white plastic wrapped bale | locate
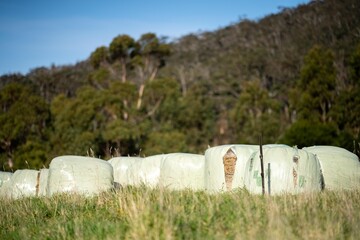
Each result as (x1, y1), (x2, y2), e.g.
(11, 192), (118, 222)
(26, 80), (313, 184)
(0, 169), (39, 199)
(0, 171), (13, 198)
(47, 156), (113, 197)
(108, 156), (142, 187)
(205, 144), (259, 192)
(126, 154), (165, 188)
(303, 146), (360, 190)
(0, 171), (13, 188)
(159, 153), (205, 191)
(244, 145), (323, 195)
(38, 169), (49, 197)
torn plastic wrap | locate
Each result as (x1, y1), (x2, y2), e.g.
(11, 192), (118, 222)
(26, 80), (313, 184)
(303, 146), (360, 190)
(126, 154), (165, 188)
(244, 145), (323, 195)
(108, 156), (142, 187)
(205, 144), (259, 192)
(47, 156), (114, 197)
(38, 168), (49, 197)
(159, 153), (205, 191)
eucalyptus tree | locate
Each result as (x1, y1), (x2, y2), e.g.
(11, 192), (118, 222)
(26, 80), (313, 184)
(134, 33), (171, 109)
(230, 79), (282, 144)
(109, 34), (137, 83)
(0, 83), (49, 170)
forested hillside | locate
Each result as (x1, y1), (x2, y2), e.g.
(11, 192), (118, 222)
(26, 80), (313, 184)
(1, 0), (359, 170)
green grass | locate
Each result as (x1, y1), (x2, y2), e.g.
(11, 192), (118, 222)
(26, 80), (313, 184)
(1, 187), (360, 239)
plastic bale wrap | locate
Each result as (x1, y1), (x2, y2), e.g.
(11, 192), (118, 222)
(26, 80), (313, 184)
(0, 171), (13, 188)
(0, 171), (13, 198)
(205, 144), (259, 192)
(0, 170), (39, 199)
(108, 156), (142, 187)
(126, 154), (165, 188)
(244, 145), (323, 195)
(47, 156), (113, 197)
(38, 169), (49, 197)
(159, 153), (205, 191)
(303, 146), (360, 190)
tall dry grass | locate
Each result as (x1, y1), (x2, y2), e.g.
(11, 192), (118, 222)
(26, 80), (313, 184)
(1, 186), (360, 239)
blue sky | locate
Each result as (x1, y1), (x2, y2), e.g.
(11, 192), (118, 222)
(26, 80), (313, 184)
(0, 0), (310, 76)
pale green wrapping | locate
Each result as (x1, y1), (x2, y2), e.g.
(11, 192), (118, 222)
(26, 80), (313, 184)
(159, 153), (205, 191)
(303, 146), (360, 190)
(47, 156), (113, 197)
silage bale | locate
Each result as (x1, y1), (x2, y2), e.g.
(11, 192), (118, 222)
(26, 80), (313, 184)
(205, 144), (259, 192)
(38, 168), (49, 197)
(159, 153), (205, 191)
(303, 146), (360, 190)
(0, 169), (39, 199)
(0, 171), (13, 188)
(244, 145), (323, 195)
(126, 154), (165, 188)
(47, 156), (113, 197)
(0, 171), (13, 198)
(108, 156), (142, 187)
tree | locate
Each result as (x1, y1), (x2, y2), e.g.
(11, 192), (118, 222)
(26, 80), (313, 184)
(230, 79), (282, 144)
(280, 120), (339, 148)
(109, 34), (137, 83)
(101, 81), (150, 156)
(89, 46), (109, 69)
(0, 83), (49, 170)
(177, 80), (217, 152)
(134, 33), (171, 109)
(293, 45), (336, 123)
(50, 86), (107, 157)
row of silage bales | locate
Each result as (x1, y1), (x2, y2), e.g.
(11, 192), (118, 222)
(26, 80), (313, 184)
(204, 144), (324, 194)
(0, 156), (114, 199)
(0, 169), (39, 199)
(47, 156), (114, 197)
(108, 153), (205, 191)
(303, 146), (360, 190)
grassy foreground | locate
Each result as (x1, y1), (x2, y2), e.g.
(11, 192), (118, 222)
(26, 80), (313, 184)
(1, 187), (360, 240)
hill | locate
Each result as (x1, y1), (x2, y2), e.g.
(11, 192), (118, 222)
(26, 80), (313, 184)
(0, 0), (359, 170)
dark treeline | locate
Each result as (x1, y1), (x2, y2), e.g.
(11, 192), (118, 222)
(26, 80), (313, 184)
(1, 0), (359, 170)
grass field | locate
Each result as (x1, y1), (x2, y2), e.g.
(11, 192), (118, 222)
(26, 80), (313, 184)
(1, 187), (360, 239)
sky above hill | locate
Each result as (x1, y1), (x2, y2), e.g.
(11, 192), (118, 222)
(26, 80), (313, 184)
(0, 0), (310, 76)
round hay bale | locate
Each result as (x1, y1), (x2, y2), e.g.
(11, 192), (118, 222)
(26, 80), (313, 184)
(159, 153), (205, 191)
(205, 144), (258, 192)
(244, 145), (323, 195)
(108, 156), (142, 187)
(303, 146), (360, 190)
(47, 156), (113, 197)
